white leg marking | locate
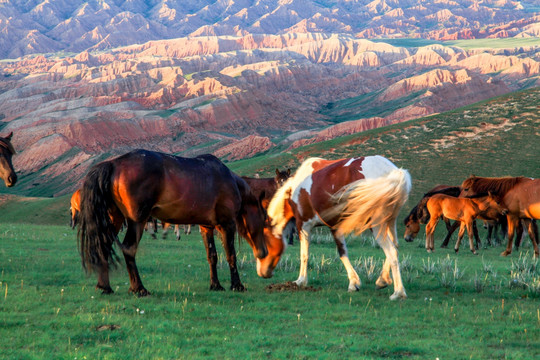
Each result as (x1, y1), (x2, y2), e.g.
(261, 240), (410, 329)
(374, 225), (407, 300)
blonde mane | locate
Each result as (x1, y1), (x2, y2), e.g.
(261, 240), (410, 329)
(267, 157), (325, 236)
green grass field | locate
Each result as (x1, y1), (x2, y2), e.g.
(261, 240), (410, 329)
(1, 88), (540, 359)
(0, 224), (539, 359)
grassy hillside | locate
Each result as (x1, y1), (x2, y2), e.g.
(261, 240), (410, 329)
(230, 87), (540, 203)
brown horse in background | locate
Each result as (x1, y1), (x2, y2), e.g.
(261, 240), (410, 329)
(70, 189), (81, 228)
(78, 150), (268, 296)
(425, 193), (507, 255)
(461, 176), (540, 257)
(242, 168), (291, 209)
(0, 132), (17, 187)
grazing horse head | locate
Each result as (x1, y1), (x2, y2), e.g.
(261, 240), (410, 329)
(235, 177), (269, 260)
(0, 132), (17, 187)
(403, 205), (422, 242)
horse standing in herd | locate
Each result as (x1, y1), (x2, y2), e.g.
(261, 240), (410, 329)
(424, 193), (507, 255)
(77, 150), (268, 296)
(460, 176), (540, 257)
(257, 156), (412, 300)
(0, 132), (17, 188)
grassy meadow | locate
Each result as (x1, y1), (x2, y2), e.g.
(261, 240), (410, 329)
(1, 88), (540, 359)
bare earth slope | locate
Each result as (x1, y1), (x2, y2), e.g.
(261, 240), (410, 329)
(1, 33), (539, 196)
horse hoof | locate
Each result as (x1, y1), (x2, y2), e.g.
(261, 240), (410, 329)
(130, 288), (150, 297)
(500, 251), (510, 257)
(426, 249), (432, 253)
(231, 283), (246, 292)
(210, 283), (225, 291)
(348, 283), (361, 292)
(390, 292), (407, 301)
(97, 285), (114, 294)
(440, 245), (448, 249)
(472, 251), (478, 255)
(454, 249), (459, 253)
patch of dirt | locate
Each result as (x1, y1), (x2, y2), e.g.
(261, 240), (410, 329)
(265, 281), (320, 292)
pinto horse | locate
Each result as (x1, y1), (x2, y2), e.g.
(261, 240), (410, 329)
(78, 150), (268, 296)
(425, 193), (507, 255)
(461, 176), (540, 257)
(258, 156), (412, 300)
(0, 132), (17, 187)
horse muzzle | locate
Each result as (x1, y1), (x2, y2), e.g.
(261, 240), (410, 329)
(404, 234), (414, 242)
(5, 174), (17, 187)
(256, 259), (274, 279)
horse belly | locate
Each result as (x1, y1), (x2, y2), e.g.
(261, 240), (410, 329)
(526, 202), (540, 219)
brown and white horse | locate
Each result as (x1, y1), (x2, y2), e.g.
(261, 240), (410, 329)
(258, 156), (411, 300)
(0, 132), (17, 187)
(461, 176), (540, 257)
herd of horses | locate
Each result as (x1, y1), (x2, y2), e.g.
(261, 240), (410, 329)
(1, 132), (539, 300)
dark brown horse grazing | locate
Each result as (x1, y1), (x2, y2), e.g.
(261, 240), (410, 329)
(0, 132), (17, 187)
(461, 176), (540, 257)
(242, 168), (291, 209)
(78, 150), (268, 296)
(425, 193), (507, 255)
(259, 156), (411, 300)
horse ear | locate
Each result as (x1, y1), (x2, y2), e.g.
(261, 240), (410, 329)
(287, 168), (291, 176)
(275, 169), (279, 176)
(5, 132), (12, 141)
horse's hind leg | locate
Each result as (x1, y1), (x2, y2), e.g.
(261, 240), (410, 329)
(373, 224), (406, 300)
(200, 226), (224, 291)
(332, 230), (361, 292)
(216, 222), (245, 291)
(467, 221), (478, 255)
(501, 216), (516, 256)
(96, 261), (113, 294)
(525, 219), (539, 258)
(295, 222), (313, 287)
(375, 222), (398, 289)
(121, 221), (150, 296)
(472, 221), (481, 250)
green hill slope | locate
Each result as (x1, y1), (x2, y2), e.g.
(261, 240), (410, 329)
(230, 87), (540, 202)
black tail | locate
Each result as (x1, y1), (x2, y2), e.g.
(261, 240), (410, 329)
(77, 161), (119, 273)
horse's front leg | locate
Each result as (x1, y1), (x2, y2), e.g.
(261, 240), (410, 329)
(373, 224), (406, 300)
(200, 226), (224, 291)
(454, 222), (466, 253)
(294, 222), (312, 287)
(217, 222), (245, 291)
(501, 215), (517, 256)
(121, 221), (150, 296)
(332, 230), (361, 292)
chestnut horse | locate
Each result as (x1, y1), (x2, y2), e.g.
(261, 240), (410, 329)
(425, 193), (507, 255)
(461, 176), (540, 257)
(70, 189), (81, 228)
(242, 168), (291, 209)
(0, 132), (17, 187)
(258, 156), (411, 300)
(403, 185), (482, 248)
(78, 150), (268, 296)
